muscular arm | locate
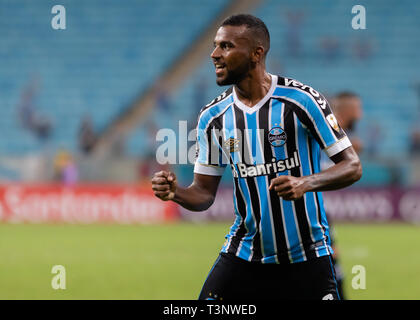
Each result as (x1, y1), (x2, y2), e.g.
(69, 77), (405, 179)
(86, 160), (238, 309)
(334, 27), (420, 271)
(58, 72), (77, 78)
(151, 171), (222, 211)
(269, 146), (362, 200)
(303, 146), (362, 191)
(173, 173), (222, 211)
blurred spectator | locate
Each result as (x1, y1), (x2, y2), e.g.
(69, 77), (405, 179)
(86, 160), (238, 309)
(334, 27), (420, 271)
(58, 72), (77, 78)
(320, 36), (341, 62)
(365, 121), (381, 157)
(285, 10), (304, 58)
(410, 130), (420, 156)
(17, 78), (53, 141)
(78, 114), (97, 154)
(352, 36), (373, 60)
(156, 87), (171, 112)
(53, 150), (78, 185)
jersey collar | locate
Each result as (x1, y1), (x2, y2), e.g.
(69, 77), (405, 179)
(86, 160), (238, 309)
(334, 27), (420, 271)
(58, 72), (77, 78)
(232, 74), (277, 114)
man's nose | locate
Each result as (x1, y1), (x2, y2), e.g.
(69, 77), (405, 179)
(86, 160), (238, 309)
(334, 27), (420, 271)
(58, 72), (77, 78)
(211, 46), (221, 60)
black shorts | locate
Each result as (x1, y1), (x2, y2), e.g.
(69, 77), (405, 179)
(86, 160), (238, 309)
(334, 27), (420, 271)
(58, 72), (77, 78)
(198, 252), (340, 300)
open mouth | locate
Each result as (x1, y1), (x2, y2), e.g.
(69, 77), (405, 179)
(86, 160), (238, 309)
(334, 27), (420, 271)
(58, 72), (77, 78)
(215, 64), (226, 75)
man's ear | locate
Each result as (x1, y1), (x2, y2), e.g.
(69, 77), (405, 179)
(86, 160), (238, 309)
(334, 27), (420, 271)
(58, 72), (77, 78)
(252, 46), (265, 63)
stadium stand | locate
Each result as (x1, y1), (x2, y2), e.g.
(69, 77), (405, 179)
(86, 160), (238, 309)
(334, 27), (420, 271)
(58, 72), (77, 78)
(0, 0), (228, 155)
(0, 0), (418, 185)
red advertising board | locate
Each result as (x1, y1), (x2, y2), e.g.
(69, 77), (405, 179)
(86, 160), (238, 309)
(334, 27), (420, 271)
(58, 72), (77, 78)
(0, 184), (178, 224)
(1, 184), (419, 224)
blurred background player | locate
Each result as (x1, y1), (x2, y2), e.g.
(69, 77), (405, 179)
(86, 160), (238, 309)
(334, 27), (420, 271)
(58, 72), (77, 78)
(321, 91), (363, 299)
(331, 92), (363, 153)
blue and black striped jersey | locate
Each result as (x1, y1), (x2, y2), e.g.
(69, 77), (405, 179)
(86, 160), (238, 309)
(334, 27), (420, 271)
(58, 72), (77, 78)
(194, 74), (352, 264)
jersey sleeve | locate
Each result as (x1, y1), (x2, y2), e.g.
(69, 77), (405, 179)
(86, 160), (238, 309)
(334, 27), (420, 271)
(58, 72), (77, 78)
(291, 90), (352, 158)
(193, 109), (227, 176)
(306, 96), (352, 158)
(275, 80), (352, 158)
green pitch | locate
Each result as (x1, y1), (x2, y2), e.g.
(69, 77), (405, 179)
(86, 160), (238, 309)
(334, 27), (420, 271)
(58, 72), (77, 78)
(0, 222), (419, 300)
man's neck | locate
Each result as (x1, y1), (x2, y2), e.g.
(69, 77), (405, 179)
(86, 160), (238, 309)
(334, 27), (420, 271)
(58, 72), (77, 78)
(234, 69), (272, 108)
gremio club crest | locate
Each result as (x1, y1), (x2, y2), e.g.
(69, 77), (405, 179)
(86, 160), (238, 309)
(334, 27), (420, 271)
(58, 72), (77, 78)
(268, 127), (287, 147)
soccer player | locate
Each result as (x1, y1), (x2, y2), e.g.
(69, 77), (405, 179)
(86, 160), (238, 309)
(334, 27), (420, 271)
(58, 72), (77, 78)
(330, 92), (363, 154)
(151, 14), (362, 300)
(322, 91), (363, 300)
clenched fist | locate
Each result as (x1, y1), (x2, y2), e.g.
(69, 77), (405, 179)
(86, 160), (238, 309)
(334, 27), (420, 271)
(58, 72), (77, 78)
(151, 171), (177, 201)
(268, 175), (308, 201)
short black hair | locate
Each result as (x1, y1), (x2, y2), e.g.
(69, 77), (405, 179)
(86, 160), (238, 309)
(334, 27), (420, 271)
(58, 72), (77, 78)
(335, 91), (359, 99)
(221, 14), (270, 55)
(332, 91), (360, 112)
